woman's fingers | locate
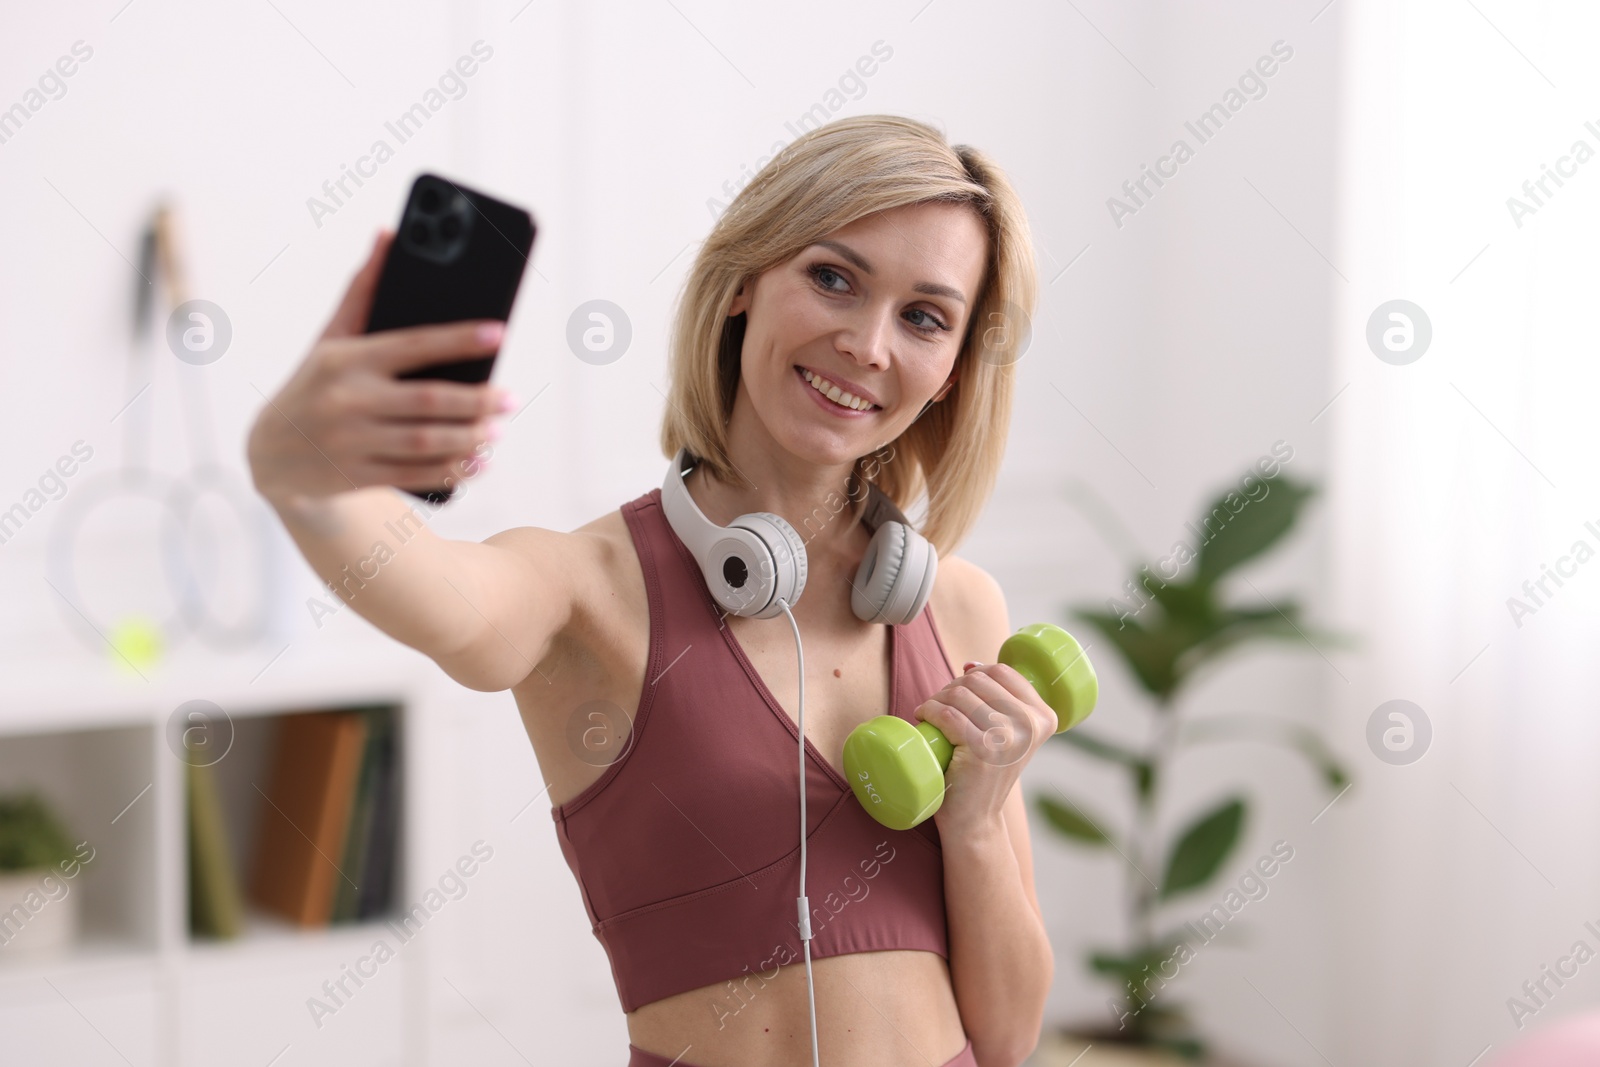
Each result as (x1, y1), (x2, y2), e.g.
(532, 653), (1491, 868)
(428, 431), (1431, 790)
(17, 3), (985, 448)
(967, 662), (1041, 707)
(359, 418), (497, 464)
(323, 319), (505, 379)
(916, 699), (975, 746)
(927, 671), (1042, 767)
(361, 376), (512, 422)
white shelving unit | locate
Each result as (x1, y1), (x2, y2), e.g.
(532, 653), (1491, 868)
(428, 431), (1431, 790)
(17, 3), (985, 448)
(0, 634), (439, 1067)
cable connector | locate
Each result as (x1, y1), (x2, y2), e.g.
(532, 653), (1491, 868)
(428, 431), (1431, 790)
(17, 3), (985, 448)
(796, 896), (812, 941)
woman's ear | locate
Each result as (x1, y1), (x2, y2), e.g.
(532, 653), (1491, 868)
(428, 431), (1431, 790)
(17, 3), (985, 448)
(728, 280), (750, 317)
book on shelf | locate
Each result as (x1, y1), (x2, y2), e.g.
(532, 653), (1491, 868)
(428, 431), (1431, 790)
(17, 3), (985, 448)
(248, 710), (368, 927)
(187, 759), (243, 939)
(332, 707), (397, 923)
(355, 707), (399, 921)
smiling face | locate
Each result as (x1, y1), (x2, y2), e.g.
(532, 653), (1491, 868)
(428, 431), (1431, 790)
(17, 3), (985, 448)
(726, 200), (990, 467)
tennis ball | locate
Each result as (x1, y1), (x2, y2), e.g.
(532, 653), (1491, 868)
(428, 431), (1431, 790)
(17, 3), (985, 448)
(109, 616), (163, 673)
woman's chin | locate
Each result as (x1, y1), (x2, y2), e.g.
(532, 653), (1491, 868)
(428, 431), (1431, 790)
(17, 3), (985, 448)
(775, 424), (885, 468)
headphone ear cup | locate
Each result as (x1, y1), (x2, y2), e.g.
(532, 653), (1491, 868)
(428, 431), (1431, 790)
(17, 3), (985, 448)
(728, 511), (807, 619)
(701, 526), (777, 618)
(852, 522), (937, 625)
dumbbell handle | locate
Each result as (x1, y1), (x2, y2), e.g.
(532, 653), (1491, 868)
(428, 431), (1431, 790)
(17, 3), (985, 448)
(922, 622), (1097, 771)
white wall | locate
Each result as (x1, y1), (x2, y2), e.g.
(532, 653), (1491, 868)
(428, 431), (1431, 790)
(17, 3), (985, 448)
(1327, 2), (1600, 1064)
(0, 1), (1348, 1063)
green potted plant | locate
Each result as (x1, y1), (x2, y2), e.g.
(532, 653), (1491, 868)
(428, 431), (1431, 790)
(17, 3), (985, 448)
(1030, 467), (1350, 1065)
(0, 793), (84, 957)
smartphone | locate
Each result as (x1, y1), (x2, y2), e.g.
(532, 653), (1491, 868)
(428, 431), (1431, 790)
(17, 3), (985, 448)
(364, 172), (536, 504)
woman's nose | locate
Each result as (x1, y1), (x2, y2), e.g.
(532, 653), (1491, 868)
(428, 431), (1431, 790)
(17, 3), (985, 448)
(837, 306), (894, 369)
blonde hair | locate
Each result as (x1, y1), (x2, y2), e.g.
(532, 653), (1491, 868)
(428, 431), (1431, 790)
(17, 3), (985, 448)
(658, 114), (1037, 555)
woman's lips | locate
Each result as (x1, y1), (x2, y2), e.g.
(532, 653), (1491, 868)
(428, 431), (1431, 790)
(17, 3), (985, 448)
(794, 365), (877, 419)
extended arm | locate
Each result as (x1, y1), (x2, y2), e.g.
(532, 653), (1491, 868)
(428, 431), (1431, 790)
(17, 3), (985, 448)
(248, 230), (578, 692)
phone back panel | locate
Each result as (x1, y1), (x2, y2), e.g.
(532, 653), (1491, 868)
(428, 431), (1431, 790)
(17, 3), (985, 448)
(364, 173), (536, 384)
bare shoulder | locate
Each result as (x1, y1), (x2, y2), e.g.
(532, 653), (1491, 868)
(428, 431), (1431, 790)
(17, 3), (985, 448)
(488, 504), (648, 683)
(480, 505), (630, 552)
(928, 554), (1012, 669)
(481, 507), (644, 631)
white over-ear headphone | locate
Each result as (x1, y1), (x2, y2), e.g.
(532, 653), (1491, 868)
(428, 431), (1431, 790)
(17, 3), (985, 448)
(660, 447), (938, 624)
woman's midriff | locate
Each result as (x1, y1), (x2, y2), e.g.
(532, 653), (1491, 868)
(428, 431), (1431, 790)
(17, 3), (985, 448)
(625, 948), (967, 1067)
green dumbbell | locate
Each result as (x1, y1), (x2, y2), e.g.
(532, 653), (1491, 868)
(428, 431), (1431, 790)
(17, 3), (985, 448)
(842, 623), (1098, 831)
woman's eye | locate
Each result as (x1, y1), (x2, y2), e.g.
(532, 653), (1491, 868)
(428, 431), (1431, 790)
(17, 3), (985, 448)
(905, 308), (949, 333)
(810, 264), (849, 292)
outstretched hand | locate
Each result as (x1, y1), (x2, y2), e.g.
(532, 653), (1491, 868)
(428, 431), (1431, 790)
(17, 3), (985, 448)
(247, 229), (516, 508)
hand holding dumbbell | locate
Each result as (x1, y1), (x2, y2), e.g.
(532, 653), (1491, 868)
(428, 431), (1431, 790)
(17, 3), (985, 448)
(842, 623), (1098, 830)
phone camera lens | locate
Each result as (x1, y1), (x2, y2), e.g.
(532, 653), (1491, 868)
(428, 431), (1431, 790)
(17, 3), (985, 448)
(418, 187), (442, 213)
(408, 219), (431, 245)
(440, 214), (462, 240)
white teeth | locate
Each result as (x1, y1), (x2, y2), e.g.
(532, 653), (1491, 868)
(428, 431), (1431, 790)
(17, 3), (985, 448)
(802, 368), (873, 411)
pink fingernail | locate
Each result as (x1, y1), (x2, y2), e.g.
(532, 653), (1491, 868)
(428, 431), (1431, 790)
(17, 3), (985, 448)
(497, 391), (520, 413)
(485, 422), (503, 443)
(476, 321), (505, 346)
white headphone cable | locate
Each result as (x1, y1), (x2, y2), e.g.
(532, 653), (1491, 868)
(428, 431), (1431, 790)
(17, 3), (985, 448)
(775, 597), (821, 1067)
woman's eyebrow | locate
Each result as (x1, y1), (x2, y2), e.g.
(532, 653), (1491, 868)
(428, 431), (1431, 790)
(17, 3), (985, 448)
(812, 239), (967, 305)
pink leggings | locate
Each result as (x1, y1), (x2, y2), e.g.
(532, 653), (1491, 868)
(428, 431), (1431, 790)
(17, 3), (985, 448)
(627, 1037), (977, 1066)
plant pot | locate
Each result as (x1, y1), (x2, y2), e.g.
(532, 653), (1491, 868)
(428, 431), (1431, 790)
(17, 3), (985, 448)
(0, 868), (80, 959)
(1027, 1030), (1193, 1067)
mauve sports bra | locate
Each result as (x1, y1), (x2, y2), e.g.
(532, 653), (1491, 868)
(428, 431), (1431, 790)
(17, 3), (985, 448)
(550, 487), (959, 1014)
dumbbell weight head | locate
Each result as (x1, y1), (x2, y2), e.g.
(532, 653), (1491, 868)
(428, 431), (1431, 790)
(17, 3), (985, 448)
(998, 623), (1098, 732)
(843, 716), (953, 832)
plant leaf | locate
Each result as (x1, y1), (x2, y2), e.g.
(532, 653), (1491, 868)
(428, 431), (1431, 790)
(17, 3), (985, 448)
(1159, 797), (1246, 900)
(1273, 722), (1349, 791)
(1135, 761), (1155, 802)
(1170, 605), (1307, 679)
(1071, 609), (1184, 700)
(1088, 950), (1140, 977)
(1145, 578), (1216, 626)
(0, 792), (77, 872)
(1034, 794), (1113, 846)
(1074, 597), (1309, 705)
(1196, 475), (1317, 583)
(1088, 945), (1173, 980)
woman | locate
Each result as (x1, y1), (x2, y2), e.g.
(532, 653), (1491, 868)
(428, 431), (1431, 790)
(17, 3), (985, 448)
(248, 115), (1054, 1067)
